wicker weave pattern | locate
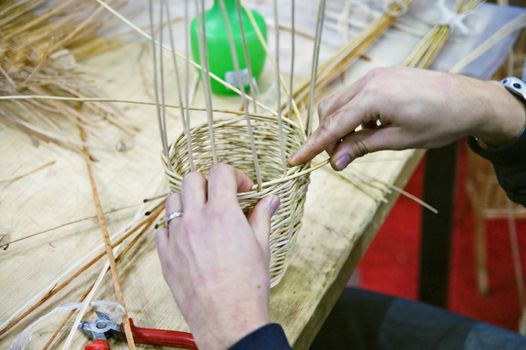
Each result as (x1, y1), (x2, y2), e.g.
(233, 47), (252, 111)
(164, 115), (310, 286)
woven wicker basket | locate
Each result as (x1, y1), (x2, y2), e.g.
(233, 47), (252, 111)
(164, 114), (310, 286)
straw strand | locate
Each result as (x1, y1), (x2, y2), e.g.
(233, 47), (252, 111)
(306, 0), (327, 136)
(195, 0), (217, 163)
(148, 0), (169, 158)
(218, 0), (263, 188)
(236, 0), (259, 113)
(165, 1), (195, 171)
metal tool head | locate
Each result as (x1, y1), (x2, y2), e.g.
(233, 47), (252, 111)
(79, 312), (122, 340)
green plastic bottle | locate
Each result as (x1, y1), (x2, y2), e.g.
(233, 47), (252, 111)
(190, 0), (267, 95)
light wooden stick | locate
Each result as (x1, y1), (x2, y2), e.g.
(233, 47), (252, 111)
(78, 125), (136, 349)
(158, 0), (169, 159)
(0, 160), (55, 184)
(183, 0), (194, 171)
(219, 0), (263, 188)
(0, 94), (302, 128)
(287, 0), (296, 134)
(235, 0), (259, 113)
(272, 0), (288, 173)
(306, 0), (327, 136)
(240, 0), (303, 126)
(149, 0), (169, 159)
(196, 0), (217, 163)
(165, 0), (195, 171)
(1, 205), (135, 250)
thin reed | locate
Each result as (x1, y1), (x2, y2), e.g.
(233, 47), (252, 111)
(0, 0), (127, 150)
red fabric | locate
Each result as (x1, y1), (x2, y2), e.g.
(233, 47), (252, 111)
(358, 147), (526, 331)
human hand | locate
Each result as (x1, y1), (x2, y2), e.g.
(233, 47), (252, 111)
(289, 66), (526, 170)
(156, 164), (280, 350)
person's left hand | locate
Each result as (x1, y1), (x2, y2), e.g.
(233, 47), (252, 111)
(156, 164), (280, 350)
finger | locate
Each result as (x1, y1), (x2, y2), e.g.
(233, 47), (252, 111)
(155, 227), (169, 263)
(248, 195), (280, 263)
(289, 98), (368, 166)
(165, 193), (183, 234)
(181, 172), (207, 210)
(317, 75), (367, 118)
(208, 164), (254, 203)
(330, 127), (402, 170)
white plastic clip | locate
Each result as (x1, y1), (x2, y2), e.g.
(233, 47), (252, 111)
(437, 0), (474, 35)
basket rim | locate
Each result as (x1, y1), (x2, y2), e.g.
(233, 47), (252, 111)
(163, 114), (328, 192)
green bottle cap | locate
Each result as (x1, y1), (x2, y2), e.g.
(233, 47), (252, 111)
(191, 0), (267, 95)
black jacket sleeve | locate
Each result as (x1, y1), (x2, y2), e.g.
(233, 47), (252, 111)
(468, 128), (526, 206)
(229, 323), (292, 350)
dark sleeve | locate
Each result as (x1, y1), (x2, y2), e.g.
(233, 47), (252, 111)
(468, 129), (526, 206)
(229, 323), (292, 350)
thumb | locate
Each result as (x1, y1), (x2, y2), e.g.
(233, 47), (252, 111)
(248, 195), (280, 262)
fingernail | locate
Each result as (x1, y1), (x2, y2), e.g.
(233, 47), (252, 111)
(335, 154), (351, 170)
(270, 196), (281, 214)
(288, 153), (297, 165)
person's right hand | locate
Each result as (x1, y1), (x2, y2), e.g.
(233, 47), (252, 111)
(289, 66), (526, 170)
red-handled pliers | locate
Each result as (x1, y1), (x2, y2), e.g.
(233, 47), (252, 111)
(79, 311), (197, 349)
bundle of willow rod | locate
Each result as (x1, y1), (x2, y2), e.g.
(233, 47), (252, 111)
(404, 0), (483, 68)
(0, 0), (127, 150)
(288, 0), (413, 111)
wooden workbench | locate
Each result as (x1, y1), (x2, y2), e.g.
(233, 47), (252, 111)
(0, 1), (521, 348)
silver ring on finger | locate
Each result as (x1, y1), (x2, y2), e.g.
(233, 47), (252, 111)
(166, 211), (183, 225)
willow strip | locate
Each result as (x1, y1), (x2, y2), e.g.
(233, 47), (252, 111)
(272, 0), (288, 173)
(240, 0), (303, 126)
(287, 0), (297, 132)
(236, 0), (259, 112)
(219, 0), (263, 187)
(0, 205), (135, 250)
(0, 160), (55, 184)
(149, 0), (169, 158)
(166, 1), (195, 171)
(0, 94), (302, 128)
(183, 0), (194, 171)
(306, 0), (327, 136)
(196, 0), (217, 163)
(78, 125), (136, 349)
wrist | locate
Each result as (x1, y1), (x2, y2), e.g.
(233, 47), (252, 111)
(221, 312), (270, 349)
(473, 80), (526, 147)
